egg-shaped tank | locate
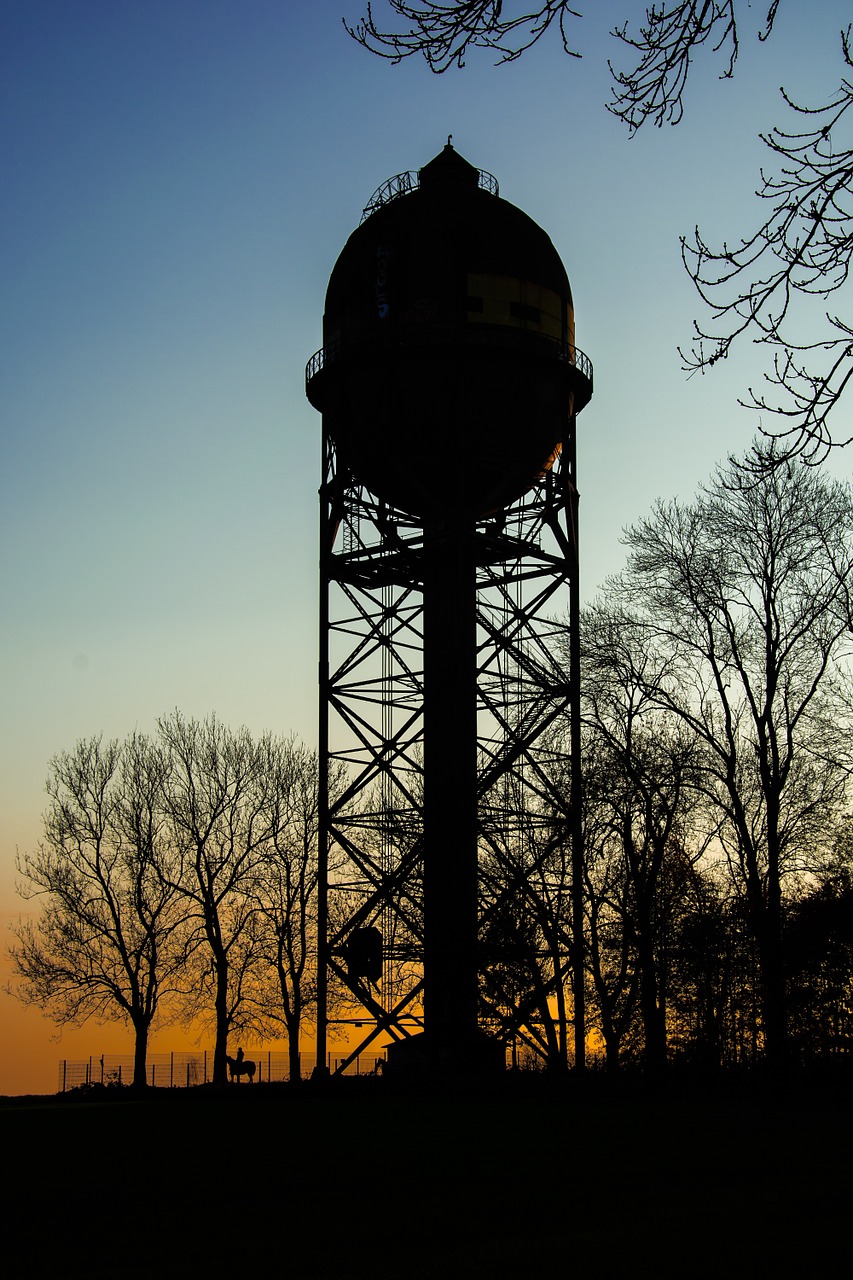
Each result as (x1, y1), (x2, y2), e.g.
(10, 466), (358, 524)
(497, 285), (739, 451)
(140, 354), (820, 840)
(306, 144), (592, 519)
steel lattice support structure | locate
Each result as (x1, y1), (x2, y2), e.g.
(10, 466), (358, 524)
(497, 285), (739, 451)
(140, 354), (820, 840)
(315, 424), (584, 1074)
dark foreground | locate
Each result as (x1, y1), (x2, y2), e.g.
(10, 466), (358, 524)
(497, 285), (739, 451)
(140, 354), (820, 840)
(3, 1069), (851, 1278)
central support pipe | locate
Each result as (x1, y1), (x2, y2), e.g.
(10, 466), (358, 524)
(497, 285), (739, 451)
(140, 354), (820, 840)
(421, 515), (480, 1062)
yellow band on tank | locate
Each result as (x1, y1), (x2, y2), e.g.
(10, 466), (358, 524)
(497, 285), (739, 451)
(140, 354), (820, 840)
(466, 273), (573, 346)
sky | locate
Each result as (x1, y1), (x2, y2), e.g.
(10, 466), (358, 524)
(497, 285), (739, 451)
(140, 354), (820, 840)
(2, 0), (850, 1095)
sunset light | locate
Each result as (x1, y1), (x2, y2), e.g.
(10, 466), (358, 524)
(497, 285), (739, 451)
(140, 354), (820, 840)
(2, 5), (852, 1275)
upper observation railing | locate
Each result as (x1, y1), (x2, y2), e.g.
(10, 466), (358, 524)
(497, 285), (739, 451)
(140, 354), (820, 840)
(360, 167), (499, 223)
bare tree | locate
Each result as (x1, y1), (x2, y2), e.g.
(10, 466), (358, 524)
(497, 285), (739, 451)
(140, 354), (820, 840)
(251, 743), (346, 1081)
(580, 729), (641, 1069)
(158, 712), (279, 1085)
(612, 443), (853, 1066)
(8, 734), (187, 1088)
(785, 872), (853, 1062)
(666, 864), (761, 1068)
(578, 614), (701, 1075)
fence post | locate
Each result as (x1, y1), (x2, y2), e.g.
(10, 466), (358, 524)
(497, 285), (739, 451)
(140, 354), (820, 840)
(118, 1064), (122, 1085)
(186, 1062), (190, 1088)
(62, 1059), (67, 1092)
(204, 1049), (208, 1084)
(268, 1050), (271, 1082)
(170, 1051), (174, 1088)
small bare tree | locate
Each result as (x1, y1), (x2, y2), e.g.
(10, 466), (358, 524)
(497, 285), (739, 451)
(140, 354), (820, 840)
(8, 734), (187, 1088)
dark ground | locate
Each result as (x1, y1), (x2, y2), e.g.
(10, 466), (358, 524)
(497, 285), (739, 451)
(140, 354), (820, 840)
(2, 1069), (851, 1278)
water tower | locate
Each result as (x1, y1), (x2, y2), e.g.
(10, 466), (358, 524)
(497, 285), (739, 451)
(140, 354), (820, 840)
(306, 144), (593, 1076)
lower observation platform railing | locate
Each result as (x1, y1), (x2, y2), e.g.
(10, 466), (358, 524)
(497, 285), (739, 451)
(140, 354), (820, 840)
(306, 326), (593, 392)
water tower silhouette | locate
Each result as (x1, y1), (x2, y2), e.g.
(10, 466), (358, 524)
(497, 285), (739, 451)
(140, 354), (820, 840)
(306, 144), (593, 1076)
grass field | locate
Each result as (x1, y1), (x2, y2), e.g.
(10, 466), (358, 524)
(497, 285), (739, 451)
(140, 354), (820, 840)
(3, 1071), (851, 1278)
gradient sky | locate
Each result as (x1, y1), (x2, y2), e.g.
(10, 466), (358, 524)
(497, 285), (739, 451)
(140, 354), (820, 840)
(2, 0), (850, 1095)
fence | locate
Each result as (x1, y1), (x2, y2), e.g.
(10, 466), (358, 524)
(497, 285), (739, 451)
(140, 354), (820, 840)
(57, 1049), (387, 1092)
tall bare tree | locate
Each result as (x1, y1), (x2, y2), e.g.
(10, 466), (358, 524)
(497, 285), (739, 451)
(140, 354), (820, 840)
(8, 734), (187, 1088)
(158, 712), (280, 1085)
(581, 603), (710, 1069)
(612, 444), (853, 1065)
(250, 742), (345, 1081)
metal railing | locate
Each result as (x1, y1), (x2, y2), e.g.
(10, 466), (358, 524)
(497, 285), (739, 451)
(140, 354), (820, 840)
(306, 325), (593, 391)
(360, 166), (499, 222)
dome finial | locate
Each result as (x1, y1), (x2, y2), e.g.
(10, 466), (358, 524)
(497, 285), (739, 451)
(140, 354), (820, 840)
(447, 134), (453, 147)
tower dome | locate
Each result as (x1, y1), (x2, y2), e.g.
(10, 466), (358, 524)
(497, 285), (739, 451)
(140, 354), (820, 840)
(306, 145), (592, 519)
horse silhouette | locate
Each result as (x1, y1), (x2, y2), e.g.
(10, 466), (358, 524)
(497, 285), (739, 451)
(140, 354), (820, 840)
(225, 1053), (256, 1082)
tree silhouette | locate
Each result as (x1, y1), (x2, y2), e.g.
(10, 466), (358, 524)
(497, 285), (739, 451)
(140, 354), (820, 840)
(785, 874), (853, 1061)
(611, 443), (853, 1066)
(10, 717), (336, 1086)
(251, 744), (347, 1081)
(8, 735), (187, 1087)
(581, 604), (709, 1070)
(158, 712), (282, 1086)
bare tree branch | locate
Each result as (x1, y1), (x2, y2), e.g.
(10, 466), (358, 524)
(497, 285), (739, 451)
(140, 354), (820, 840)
(608, 2), (758, 130)
(681, 28), (853, 463)
(344, 1), (582, 72)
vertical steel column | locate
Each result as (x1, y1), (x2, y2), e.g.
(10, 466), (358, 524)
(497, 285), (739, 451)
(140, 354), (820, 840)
(316, 433), (332, 1076)
(567, 415), (586, 1071)
(421, 515), (480, 1060)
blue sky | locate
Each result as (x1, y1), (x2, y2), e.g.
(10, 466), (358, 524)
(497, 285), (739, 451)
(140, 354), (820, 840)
(1, 1), (850, 1089)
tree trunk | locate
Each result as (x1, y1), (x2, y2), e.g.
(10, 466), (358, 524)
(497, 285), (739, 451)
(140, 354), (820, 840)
(132, 1018), (150, 1089)
(636, 928), (667, 1073)
(602, 1016), (621, 1072)
(550, 937), (570, 1070)
(285, 1005), (302, 1081)
(758, 891), (788, 1070)
(212, 958), (229, 1085)
(743, 827), (789, 1070)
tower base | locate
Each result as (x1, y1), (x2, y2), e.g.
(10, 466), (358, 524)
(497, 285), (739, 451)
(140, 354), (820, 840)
(385, 1030), (505, 1081)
